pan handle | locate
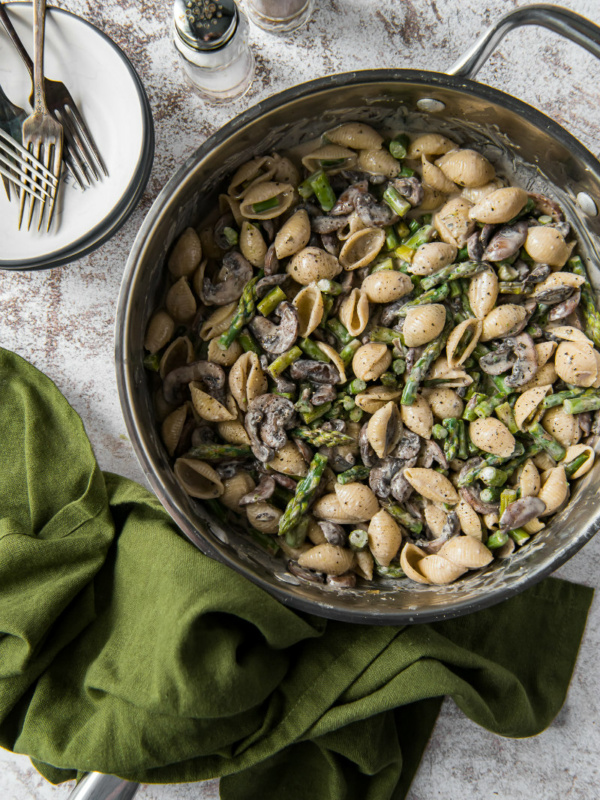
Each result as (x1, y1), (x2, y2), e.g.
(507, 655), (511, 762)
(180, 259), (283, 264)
(448, 3), (600, 79)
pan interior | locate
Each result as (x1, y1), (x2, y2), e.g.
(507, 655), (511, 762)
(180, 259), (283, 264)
(119, 75), (600, 623)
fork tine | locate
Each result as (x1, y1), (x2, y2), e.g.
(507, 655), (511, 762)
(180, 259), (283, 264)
(0, 161), (51, 201)
(65, 102), (108, 177)
(26, 142), (43, 231)
(60, 106), (98, 182)
(0, 128), (58, 185)
(63, 147), (88, 189)
(2, 173), (11, 201)
(45, 139), (61, 231)
(0, 148), (54, 197)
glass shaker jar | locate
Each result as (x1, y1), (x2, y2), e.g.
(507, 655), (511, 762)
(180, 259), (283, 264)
(173, 0), (254, 102)
(245, 0), (314, 33)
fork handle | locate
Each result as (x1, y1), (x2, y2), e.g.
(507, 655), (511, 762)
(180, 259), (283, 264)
(0, 4), (34, 81)
(32, 0), (49, 113)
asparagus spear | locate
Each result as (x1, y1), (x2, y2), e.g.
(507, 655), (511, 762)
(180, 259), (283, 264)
(542, 388), (586, 409)
(383, 184), (411, 217)
(257, 286), (286, 316)
(369, 326), (402, 344)
(338, 465), (371, 485)
(299, 337), (330, 362)
(479, 466), (509, 487)
(348, 528), (369, 550)
(326, 318), (353, 345)
(486, 530), (509, 549)
(527, 421), (566, 461)
(569, 256), (600, 348)
(268, 346), (302, 378)
(381, 500), (423, 534)
(401, 223), (435, 249)
(278, 453), (328, 538)
(395, 284), (449, 315)
(401, 316), (453, 405)
(307, 170), (337, 212)
(420, 260), (487, 291)
(443, 418), (459, 461)
(218, 272), (263, 350)
(291, 428), (356, 447)
(563, 392), (600, 415)
(564, 450), (591, 478)
(187, 444), (253, 460)
(508, 528), (530, 546)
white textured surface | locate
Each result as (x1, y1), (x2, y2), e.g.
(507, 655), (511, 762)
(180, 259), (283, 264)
(1, 0), (600, 798)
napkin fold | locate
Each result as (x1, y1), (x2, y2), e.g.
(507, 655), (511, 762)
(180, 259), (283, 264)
(0, 347), (594, 799)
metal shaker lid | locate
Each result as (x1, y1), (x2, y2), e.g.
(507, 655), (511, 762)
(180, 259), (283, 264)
(173, 0), (238, 51)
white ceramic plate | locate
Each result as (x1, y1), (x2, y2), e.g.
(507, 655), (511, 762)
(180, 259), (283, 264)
(0, 3), (154, 269)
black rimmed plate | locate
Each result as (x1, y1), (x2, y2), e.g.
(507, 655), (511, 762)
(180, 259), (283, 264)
(0, 3), (154, 270)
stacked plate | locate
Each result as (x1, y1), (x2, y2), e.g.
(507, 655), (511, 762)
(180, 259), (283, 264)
(0, 3), (154, 270)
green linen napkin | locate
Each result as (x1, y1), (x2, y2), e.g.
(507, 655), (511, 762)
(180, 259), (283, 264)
(0, 347), (594, 799)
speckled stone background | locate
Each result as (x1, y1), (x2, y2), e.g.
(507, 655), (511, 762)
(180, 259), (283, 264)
(1, 0), (600, 798)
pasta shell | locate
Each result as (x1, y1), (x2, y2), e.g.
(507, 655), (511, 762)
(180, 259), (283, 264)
(160, 336), (194, 379)
(144, 310), (175, 354)
(555, 341), (598, 387)
(468, 268), (498, 320)
(519, 362), (557, 392)
(562, 444), (595, 478)
(409, 241), (457, 276)
(436, 149), (495, 188)
(523, 518), (545, 534)
(419, 186), (447, 211)
(298, 544), (355, 575)
(199, 302), (237, 341)
(228, 156), (275, 199)
(524, 226), (575, 267)
(271, 154), (300, 186)
(361, 270), (413, 303)
(532, 272), (585, 298)
(352, 343), (392, 382)
(417, 554), (467, 585)
(535, 341), (557, 367)
(339, 227), (386, 270)
(438, 536), (493, 569)
(293, 284), (324, 338)
(312, 493), (365, 524)
(166, 277), (197, 322)
(190, 383), (236, 422)
(268, 442), (309, 477)
(354, 549), (374, 581)
(469, 418), (515, 458)
(334, 482), (380, 522)
(421, 155), (457, 194)
(456, 500), (483, 540)
(434, 197), (476, 247)
(208, 337), (243, 368)
(239, 221), (267, 267)
(368, 509), (402, 567)
(354, 386), (402, 414)
(219, 193), (244, 226)
(317, 342), (347, 384)
(168, 227), (202, 277)
(533, 452), (556, 472)
(367, 401), (402, 459)
(400, 542), (430, 584)
(538, 466), (568, 516)
(519, 459), (541, 497)
(326, 122), (384, 150)
(229, 351), (268, 412)
(468, 187), (528, 224)
(480, 304), (527, 342)
(302, 144), (358, 174)
(161, 404), (188, 457)
(425, 388), (464, 420)
(246, 501), (282, 533)
(542, 406), (581, 448)
(483, 513), (499, 531)
(287, 247), (342, 285)
(514, 385), (552, 431)
(424, 503), (448, 537)
(545, 325), (592, 345)
(218, 417), (251, 446)
(446, 318), (482, 367)
(174, 458), (224, 499)
(406, 134), (456, 159)
(307, 518), (327, 545)
(461, 178), (505, 204)
(427, 357), (472, 387)
(404, 467), (459, 504)
(275, 209), (311, 259)
(337, 210), (367, 241)
(400, 394), (433, 439)
(339, 289), (370, 336)
(220, 473), (255, 510)
(239, 182), (296, 220)
(403, 304), (446, 347)
(496, 538), (516, 558)
(357, 148), (400, 178)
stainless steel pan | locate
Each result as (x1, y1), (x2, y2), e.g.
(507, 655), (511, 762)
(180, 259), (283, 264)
(116, 4), (600, 625)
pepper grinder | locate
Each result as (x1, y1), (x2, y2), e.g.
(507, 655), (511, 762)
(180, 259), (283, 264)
(245, 0), (314, 33)
(173, 0), (254, 102)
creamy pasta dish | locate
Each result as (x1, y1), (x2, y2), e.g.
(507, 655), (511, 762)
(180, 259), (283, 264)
(144, 122), (599, 589)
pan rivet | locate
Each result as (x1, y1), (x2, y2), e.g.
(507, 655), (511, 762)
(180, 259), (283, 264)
(576, 192), (597, 217)
(417, 98), (445, 113)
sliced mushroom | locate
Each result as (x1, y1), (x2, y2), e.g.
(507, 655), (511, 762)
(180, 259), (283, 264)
(245, 394), (297, 462)
(390, 467), (416, 503)
(355, 192), (399, 227)
(369, 457), (403, 499)
(239, 475), (276, 505)
(311, 215), (350, 234)
(289, 359), (341, 384)
(255, 273), (288, 298)
(203, 251), (253, 306)
(499, 496), (547, 530)
(504, 333), (538, 388)
(390, 176), (424, 207)
(163, 360), (226, 405)
(330, 181), (369, 215)
(318, 521), (348, 547)
(249, 302), (299, 355)
(482, 221), (528, 262)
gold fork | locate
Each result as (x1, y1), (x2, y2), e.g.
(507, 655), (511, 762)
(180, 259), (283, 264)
(20, 0), (63, 231)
